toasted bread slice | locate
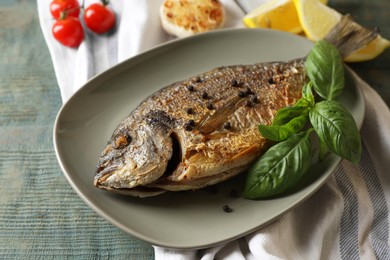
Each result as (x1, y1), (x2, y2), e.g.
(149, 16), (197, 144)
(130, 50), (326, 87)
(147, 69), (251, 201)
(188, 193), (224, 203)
(160, 0), (225, 38)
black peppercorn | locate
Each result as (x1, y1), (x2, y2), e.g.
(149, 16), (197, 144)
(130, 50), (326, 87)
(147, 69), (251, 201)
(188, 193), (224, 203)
(184, 122), (193, 131)
(238, 91), (247, 98)
(186, 108), (193, 114)
(250, 96), (258, 103)
(223, 122), (231, 129)
(207, 103), (214, 110)
(223, 205), (233, 213)
(186, 85), (194, 91)
(188, 119), (195, 126)
(231, 79), (239, 87)
(245, 86), (253, 95)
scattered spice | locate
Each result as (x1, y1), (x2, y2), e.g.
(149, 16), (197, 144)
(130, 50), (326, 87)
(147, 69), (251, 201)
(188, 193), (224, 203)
(186, 108), (194, 114)
(245, 86), (253, 95)
(250, 96), (258, 103)
(238, 91), (247, 98)
(223, 122), (231, 129)
(222, 205), (233, 213)
(186, 85), (194, 91)
(268, 77), (274, 84)
(188, 119), (195, 126)
(231, 79), (239, 87)
(246, 100), (252, 107)
(184, 122), (193, 131)
(201, 92), (209, 99)
(194, 76), (202, 83)
(206, 102), (214, 110)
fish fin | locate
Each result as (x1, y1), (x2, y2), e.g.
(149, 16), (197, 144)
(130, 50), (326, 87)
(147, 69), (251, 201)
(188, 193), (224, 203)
(325, 14), (378, 58)
(196, 97), (246, 135)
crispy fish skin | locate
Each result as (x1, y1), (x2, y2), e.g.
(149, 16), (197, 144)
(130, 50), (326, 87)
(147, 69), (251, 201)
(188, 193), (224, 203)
(94, 60), (306, 197)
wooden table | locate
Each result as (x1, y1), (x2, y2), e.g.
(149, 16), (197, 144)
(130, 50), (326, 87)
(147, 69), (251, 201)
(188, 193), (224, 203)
(0, 0), (388, 258)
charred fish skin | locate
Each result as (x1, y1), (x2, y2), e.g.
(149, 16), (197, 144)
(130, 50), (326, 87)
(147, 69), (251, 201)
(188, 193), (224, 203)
(94, 60), (306, 196)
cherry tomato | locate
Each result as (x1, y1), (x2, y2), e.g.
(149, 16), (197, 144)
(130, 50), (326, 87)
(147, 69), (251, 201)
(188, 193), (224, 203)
(52, 16), (84, 48)
(84, 3), (116, 34)
(50, 0), (80, 19)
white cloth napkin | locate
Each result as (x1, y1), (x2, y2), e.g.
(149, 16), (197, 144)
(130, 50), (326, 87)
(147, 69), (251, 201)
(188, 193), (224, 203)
(38, 0), (390, 259)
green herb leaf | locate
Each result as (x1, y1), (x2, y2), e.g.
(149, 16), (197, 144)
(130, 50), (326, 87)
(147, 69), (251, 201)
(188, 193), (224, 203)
(305, 40), (345, 100)
(309, 100), (362, 163)
(302, 82), (315, 106)
(272, 98), (310, 126)
(243, 130), (313, 199)
(259, 114), (307, 142)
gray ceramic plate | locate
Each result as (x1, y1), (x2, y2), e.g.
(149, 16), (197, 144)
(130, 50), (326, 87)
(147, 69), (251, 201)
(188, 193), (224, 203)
(53, 28), (365, 249)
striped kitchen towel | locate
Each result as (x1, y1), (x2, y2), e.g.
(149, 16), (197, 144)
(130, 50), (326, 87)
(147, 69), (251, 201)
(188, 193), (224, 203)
(38, 0), (390, 259)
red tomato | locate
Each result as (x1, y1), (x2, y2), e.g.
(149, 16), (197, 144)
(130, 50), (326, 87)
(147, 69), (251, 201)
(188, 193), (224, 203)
(50, 0), (80, 19)
(52, 16), (84, 48)
(84, 3), (116, 34)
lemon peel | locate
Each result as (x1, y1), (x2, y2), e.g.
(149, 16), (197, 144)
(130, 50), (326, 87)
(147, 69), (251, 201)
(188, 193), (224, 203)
(345, 36), (390, 62)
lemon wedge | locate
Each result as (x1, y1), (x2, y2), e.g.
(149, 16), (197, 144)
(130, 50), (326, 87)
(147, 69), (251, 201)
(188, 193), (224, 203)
(345, 36), (390, 62)
(292, 0), (390, 62)
(292, 0), (341, 41)
(243, 0), (303, 33)
(242, 0), (328, 34)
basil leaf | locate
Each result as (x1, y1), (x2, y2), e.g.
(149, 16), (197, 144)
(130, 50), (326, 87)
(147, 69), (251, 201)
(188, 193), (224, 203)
(309, 100), (362, 163)
(272, 98), (309, 126)
(259, 114), (307, 142)
(302, 82), (315, 106)
(305, 40), (345, 100)
(243, 131), (313, 199)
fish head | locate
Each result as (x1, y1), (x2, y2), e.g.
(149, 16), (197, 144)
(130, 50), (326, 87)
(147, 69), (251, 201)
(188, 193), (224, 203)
(94, 111), (175, 193)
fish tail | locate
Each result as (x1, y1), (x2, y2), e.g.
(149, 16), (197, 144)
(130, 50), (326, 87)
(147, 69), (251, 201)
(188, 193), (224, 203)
(324, 14), (378, 58)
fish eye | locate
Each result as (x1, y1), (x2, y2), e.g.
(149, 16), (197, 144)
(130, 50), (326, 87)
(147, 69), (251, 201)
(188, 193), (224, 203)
(112, 132), (132, 149)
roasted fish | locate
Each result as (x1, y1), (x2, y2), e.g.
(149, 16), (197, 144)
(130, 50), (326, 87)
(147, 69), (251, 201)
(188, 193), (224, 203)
(94, 15), (376, 197)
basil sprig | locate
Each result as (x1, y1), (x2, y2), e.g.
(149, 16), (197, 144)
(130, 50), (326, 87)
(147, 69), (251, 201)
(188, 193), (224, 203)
(244, 130), (313, 199)
(243, 40), (362, 199)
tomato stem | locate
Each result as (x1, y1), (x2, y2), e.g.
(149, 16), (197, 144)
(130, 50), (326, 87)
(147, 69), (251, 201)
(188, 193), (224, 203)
(101, 0), (110, 6)
(59, 6), (81, 20)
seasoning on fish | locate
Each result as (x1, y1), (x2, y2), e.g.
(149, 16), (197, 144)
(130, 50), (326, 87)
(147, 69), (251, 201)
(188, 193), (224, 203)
(186, 85), (194, 91)
(186, 108), (194, 114)
(250, 96), (258, 104)
(94, 15), (378, 197)
(206, 102), (214, 110)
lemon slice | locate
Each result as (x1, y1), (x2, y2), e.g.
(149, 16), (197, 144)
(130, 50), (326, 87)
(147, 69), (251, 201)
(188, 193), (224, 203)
(345, 36), (390, 62)
(292, 0), (341, 41)
(243, 0), (303, 33)
(243, 0), (328, 34)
